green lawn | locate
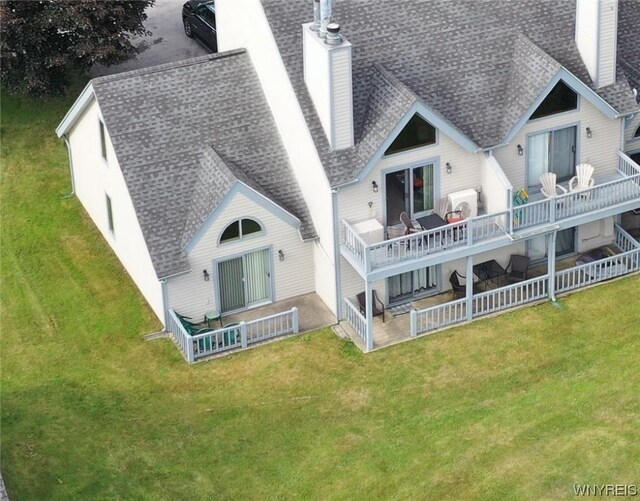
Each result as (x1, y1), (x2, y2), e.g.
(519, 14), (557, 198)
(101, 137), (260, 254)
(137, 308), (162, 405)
(2, 89), (640, 500)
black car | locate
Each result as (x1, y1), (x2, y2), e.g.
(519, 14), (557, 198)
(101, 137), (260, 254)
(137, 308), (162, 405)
(182, 0), (217, 52)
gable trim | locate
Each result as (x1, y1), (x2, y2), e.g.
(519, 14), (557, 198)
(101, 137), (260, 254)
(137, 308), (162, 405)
(345, 101), (480, 187)
(182, 181), (302, 254)
(501, 68), (619, 146)
(55, 82), (95, 137)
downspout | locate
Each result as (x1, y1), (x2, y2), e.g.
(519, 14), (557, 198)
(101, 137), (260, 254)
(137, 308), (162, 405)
(61, 134), (76, 198)
(331, 188), (342, 319)
(160, 278), (169, 329)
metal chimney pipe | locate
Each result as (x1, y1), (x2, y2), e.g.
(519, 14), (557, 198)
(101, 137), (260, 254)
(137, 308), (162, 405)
(319, 0), (332, 38)
(325, 23), (343, 45)
(311, 0), (321, 31)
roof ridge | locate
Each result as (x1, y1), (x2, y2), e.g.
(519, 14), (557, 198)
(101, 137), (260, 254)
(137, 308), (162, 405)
(92, 48), (247, 85)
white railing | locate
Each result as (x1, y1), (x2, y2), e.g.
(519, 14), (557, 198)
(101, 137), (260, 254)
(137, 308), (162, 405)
(614, 223), (640, 253)
(512, 198), (551, 230)
(555, 249), (640, 294)
(343, 212), (509, 271)
(344, 297), (368, 344)
(167, 307), (300, 363)
(617, 149), (640, 178)
(342, 220), (368, 266)
(473, 275), (548, 317)
(410, 298), (467, 337)
(554, 174), (640, 220)
(166, 309), (195, 363)
(192, 324), (245, 359)
(246, 307), (299, 345)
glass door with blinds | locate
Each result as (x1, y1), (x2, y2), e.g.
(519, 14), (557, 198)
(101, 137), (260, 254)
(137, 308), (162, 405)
(527, 125), (577, 189)
(217, 248), (272, 313)
(387, 265), (439, 305)
(385, 163), (435, 226)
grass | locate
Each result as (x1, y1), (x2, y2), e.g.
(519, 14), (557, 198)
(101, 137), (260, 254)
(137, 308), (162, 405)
(2, 89), (640, 500)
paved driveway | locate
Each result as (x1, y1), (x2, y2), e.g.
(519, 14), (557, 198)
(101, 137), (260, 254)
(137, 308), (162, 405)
(91, 0), (209, 77)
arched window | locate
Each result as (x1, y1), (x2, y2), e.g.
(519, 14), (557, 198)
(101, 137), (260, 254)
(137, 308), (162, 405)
(634, 125), (640, 138)
(220, 218), (263, 243)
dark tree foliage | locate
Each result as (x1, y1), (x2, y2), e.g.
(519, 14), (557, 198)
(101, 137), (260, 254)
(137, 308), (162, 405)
(0, 0), (155, 96)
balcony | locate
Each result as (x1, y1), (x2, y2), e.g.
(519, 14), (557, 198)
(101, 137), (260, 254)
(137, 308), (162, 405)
(341, 151), (640, 278)
(340, 224), (640, 352)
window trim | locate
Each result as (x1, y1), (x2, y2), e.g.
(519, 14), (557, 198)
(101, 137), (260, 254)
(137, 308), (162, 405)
(219, 217), (264, 245)
(99, 118), (107, 162)
(634, 126), (640, 139)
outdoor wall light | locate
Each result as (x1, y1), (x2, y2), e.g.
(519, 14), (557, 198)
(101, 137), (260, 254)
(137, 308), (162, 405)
(278, 249), (285, 262)
(446, 162), (452, 174)
(517, 144), (524, 156)
(586, 127), (592, 138)
(372, 180), (379, 192)
(203, 269), (210, 281)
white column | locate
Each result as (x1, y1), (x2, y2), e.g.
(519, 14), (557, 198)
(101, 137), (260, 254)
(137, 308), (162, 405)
(466, 255), (474, 321)
(547, 231), (557, 302)
(365, 281), (374, 352)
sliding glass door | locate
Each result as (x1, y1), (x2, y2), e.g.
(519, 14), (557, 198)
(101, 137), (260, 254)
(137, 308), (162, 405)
(385, 164), (435, 226)
(218, 249), (272, 313)
(388, 266), (439, 304)
(527, 126), (576, 189)
(528, 228), (576, 262)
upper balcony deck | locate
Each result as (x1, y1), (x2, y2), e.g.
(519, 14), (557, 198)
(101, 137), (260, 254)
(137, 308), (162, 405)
(341, 151), (640, 280)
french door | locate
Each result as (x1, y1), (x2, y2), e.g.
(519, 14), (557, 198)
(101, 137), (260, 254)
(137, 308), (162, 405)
(385, 164), (435, 226)
(387, 266), (439, 304)
(527, 126), (576, 189)
(218, 248), (272, 313)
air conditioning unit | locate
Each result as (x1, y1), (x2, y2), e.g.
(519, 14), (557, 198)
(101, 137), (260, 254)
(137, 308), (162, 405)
(448, 189), (478, 218)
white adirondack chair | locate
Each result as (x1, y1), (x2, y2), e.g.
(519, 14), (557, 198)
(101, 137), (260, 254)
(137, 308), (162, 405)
(539, 172), (567, 198)
(569, 163), (595, 192)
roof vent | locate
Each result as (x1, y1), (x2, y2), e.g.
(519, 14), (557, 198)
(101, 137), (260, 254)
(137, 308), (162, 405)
(325, 23), (343, 45)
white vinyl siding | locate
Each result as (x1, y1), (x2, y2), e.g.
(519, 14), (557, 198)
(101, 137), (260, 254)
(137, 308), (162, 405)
(67, 98), (164, 322)
(166, 191), (315, 319)
(494, 97), (622, 190)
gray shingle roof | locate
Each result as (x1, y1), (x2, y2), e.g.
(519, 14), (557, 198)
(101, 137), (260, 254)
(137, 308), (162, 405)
(92, 50), (316, 279)
(261, 0), (640, 186)
(618, 0), (640, 94)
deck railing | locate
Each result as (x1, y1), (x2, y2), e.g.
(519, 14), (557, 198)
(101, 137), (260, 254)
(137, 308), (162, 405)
(167, 307), (300, 363)
(410, 298), (467, 337)
(614, 223), (640, 253)
(166, 309), (195, 362)
(344, 297), (368, 345)
(555, 249), (640, 294)
(246, 308), (299, 344)
(343, 211), (509, 271)
(512, 198), (551, 230)
(617, 150), (640, 178)
(473, 275), (548, 317)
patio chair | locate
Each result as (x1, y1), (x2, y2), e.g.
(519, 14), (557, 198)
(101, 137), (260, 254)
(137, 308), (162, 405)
(356, 290), (385, 322)
(505, 254), (531, 283)
(449, 271), (482, 299)
(400, 211), (422, 235)
(540, 172), (567, 198)
(569, 163), (595, 192)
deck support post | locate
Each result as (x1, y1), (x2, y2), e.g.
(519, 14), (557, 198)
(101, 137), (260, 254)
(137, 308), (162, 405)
(365, 281), (374, 352)
(465, 255), (474, 321)
(547, 230), (557, 302)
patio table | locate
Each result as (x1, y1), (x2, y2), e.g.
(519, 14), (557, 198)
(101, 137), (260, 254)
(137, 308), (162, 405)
(473, 259), (506, 288)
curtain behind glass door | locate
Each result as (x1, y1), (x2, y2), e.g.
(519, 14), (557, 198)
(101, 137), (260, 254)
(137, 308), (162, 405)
(218, 257), (245, 312)
(412, 164), (434, 215)
(527, 132), (550, 187)
(245, 249), (271, 304)
(550, 127), (576, 182)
